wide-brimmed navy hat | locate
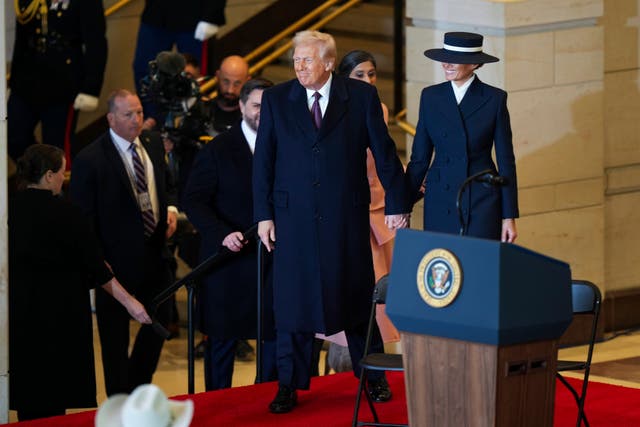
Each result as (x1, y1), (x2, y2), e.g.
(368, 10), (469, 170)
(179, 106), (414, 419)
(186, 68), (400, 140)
(424, 32), (499, 64)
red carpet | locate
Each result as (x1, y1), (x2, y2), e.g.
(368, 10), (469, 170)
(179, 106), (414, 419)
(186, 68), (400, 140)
(5, 372), (640, 426)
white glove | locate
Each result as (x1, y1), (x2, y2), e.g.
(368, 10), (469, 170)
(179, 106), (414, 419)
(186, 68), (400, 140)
(194, 21), (219, 41)
(73, 93), (99, 112)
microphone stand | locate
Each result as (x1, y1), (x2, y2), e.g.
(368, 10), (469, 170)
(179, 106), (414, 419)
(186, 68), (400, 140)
(149, 224), (258, 394)
(456, 169), (503, 236)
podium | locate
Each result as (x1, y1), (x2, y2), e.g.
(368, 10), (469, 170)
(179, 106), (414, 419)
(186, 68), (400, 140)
(386, 229), (572, 427)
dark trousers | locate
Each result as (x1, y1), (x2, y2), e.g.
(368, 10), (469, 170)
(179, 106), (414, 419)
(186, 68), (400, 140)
(277, 321), (385, 390)
(95, 246), (173, 396)
(7, 93), (77, 162)
(204, 337), (277, 391)
(17, 406), (65, 421)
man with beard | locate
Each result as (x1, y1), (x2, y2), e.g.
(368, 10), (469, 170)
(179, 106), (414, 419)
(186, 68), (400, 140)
(208, 55), (250, 135)
(183, 78), (277, 390)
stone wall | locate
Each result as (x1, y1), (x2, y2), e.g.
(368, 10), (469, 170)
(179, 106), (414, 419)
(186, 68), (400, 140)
(602, 0), (640, 295)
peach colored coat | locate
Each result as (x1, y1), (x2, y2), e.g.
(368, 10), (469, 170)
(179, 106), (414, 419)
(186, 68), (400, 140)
(367, 149), (400, 343)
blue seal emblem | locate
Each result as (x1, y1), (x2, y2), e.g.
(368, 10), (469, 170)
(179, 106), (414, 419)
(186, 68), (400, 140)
(417, 249), (462, 308)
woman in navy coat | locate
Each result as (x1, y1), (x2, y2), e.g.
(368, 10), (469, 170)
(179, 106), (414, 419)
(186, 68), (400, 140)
(406, 32), (519, 242)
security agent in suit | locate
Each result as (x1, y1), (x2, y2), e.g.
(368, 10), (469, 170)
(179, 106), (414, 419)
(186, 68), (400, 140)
(405, 32), (519, 242)
(253, 31), (410, 413)
(8, 0), (107, 163)
(69, 89), (179, 396)
(133, 0), (226, 95)
(183, 78), (277, 390)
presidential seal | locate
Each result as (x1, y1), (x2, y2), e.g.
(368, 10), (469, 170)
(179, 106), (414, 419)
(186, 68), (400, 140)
(417, 248), (462, 308)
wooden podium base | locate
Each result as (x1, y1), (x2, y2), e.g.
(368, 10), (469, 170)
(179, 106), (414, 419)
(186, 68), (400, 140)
(401, 332), (558, 427)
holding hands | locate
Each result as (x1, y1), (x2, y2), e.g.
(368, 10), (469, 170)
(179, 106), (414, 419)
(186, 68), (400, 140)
(385, 213), (410, 230)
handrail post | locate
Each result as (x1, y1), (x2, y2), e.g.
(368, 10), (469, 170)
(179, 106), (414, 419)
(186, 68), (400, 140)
(255, 240), (264, 383)
(187, 282), (196, 394)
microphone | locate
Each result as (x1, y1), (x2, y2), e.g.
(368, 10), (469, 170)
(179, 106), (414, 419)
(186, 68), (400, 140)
(456, 169), (506, 236)
(154, 51), (186, 77)
(475, 172), (507, 186)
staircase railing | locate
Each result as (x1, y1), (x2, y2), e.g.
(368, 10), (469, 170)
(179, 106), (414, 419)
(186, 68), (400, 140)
(104, 0), (135, 17)
(200, 0), (362, 96)
(394, 108), (416, 137)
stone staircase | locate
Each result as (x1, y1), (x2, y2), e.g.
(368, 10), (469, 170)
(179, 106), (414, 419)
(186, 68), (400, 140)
(258, 0), (407, 155)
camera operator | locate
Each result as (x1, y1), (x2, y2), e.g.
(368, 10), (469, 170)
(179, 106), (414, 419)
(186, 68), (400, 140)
(139, 51), (211, 337)
(139, 51), (212, 203)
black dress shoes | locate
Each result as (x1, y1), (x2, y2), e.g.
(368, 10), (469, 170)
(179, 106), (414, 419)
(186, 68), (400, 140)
(367, 377), (392, 402)
(236, 339), (256, 362)
(269, 385), (298, 413)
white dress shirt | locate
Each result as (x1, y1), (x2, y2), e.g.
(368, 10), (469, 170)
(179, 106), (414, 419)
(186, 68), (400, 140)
(110, 128), (160, 222)
(241, 120), (257, 154)
(451, 74), (476, 105)
(305, 73), (332, 117)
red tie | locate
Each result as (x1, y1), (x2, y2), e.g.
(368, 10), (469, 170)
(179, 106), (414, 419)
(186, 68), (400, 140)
(311, 92), (322, 129)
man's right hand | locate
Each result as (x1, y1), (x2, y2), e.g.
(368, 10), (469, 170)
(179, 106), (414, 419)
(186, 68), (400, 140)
(258, 220), (276, 252)
(222, 231), (247, 252)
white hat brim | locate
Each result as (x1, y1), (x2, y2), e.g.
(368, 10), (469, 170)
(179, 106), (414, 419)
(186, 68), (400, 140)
(95, 394), (128, 427)
(95, 395), (194, 427)
(168, 399), (194, 427)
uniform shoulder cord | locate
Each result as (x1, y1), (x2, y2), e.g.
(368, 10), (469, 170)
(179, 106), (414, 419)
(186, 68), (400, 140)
(14, 0), (48, 34)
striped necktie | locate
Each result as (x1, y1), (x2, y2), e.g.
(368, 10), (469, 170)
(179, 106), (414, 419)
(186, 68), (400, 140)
(129, 142), (156, 237)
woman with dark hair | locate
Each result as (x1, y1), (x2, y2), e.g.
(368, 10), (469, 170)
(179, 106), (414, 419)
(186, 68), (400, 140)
(406, 32), (518, 241)
(8, 144), (152, 421)
(337, 50), (400, 345)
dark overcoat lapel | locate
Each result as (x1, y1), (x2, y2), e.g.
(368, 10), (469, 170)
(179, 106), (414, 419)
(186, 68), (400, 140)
(288, 83), (317, 140)
(253, 75), (407, 334)
(406, 76), (518, 239)
(459, 77), (491, 120)
(100, 135), (137, 204)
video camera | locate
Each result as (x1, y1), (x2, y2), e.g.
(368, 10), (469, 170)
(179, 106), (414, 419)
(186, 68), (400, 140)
(139, 51), (213, 143)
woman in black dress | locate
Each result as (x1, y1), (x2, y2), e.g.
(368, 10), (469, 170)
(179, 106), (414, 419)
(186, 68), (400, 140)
(9, 144), (152, 421)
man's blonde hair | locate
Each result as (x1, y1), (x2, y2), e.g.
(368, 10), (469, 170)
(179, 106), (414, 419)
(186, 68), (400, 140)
(292, 30), (337, 69)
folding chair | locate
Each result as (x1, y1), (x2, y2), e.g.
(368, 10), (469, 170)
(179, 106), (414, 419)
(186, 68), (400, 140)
(556, 280), (602, 427)
(352, 275), (406, 427)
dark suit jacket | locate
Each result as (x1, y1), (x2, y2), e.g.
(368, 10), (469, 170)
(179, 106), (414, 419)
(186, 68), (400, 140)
(141, 0), (226, 32)
(253, 74), (407, 334)
(10, 0), (107, 105)
(69, 130), (176, 292)
(183, 124), (273, 339)
(406, 77), (519, 239)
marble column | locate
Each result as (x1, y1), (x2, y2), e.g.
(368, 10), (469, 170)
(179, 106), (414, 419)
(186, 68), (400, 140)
(602, 0), (640, 296)
(1, 0), (9, 422)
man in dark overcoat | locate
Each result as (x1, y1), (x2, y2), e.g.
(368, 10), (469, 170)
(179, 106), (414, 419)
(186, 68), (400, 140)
(69, 89), (178, 396)
(253, 30), (409, 413)
(183, 78), (277, 390)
